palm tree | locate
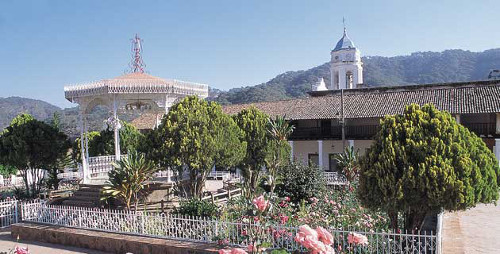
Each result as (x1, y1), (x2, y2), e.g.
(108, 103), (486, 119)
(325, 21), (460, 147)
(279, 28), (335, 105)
(101, 150), (157, 210)
(334, 146), (359, 182)
(265, 115), (295, 194)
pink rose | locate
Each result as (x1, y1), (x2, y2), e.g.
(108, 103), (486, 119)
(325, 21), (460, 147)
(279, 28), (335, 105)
(307, 238), (327, 254)
(15, 246), (29, 254)
(280, 214), (289, 224)
(347, 232), (369, 246)
(231, 248), (248, 254)
(324, 244), (335, 254)
(219, 249), (231, 254)
(298, 225), (318, 240)
(247, 244), (255, 253)
(252, 195), (269, 212)
(316, 226), (334, 245)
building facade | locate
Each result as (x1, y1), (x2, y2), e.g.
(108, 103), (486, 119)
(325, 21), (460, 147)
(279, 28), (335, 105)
(223, 29), (500, 172)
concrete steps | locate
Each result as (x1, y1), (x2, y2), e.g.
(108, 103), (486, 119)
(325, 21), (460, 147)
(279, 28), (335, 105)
(61, 184), (103, 208)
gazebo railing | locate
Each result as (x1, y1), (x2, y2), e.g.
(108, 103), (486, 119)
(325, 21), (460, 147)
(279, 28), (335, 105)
(88, 155), (127, 178)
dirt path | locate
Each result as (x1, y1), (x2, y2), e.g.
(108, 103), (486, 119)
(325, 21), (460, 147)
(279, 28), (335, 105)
(0, 228), (110, 254)
(442, 203), (500, 253)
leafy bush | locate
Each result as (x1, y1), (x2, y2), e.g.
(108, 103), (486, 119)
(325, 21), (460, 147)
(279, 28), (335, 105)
(101, 151), (157, 210)
(275, 162), (326, 203)
(0, 164), (17, 177)
(174, 198), (218, 218)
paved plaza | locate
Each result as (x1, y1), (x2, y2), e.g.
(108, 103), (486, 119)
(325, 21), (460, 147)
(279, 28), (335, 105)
(442, 202), (500, 253)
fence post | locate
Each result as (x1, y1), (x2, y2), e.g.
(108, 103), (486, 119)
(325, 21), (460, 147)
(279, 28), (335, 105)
(78, 209), (82, 227)
(141, 213), (145, 234)
(436, 211), (443, 254)
(14, 200), (18, 223)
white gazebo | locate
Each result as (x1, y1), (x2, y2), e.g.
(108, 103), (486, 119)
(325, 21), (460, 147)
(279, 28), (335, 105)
(64, 35), (208, 183)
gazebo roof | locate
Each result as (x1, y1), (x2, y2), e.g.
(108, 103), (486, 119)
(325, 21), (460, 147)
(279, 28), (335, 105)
(64, 72), (208, 102)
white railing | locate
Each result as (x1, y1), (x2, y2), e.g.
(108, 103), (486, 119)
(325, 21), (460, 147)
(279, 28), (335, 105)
(88, 155), (127, 178)
(207, 171), (231, 181)
(201, 188), (242, 204)
(0, 199), (18, 228)
(0, 176), (25, 189)
(153, 170), (190, 182)
(324, 172), (348, 185)
(20, 202), (439, 253)
(57, 172), (83, 180)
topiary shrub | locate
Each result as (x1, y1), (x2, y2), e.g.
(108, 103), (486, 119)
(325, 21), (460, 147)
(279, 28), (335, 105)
(275, 162), (326, 203)
(358, 103), (500, 231)
(174, 198), (219, 218)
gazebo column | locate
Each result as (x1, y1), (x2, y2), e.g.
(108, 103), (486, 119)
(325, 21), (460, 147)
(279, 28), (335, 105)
(79, 111), (89, 184)
(113, 96), (121, 161)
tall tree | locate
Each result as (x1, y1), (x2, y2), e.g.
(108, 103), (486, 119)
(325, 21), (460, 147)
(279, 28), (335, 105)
(0, 114), (70, 197)
(156, 96), (246, 198)
(234, 107), (271, 196)
(358, 104), (500, 231)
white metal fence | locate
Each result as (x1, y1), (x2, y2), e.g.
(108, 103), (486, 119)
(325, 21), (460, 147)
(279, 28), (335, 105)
(0, 199), (18, 228)
(19, 201), (440, 253)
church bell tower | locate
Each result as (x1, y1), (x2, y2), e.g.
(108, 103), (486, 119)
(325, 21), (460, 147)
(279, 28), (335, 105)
(329, 25), (363, 90)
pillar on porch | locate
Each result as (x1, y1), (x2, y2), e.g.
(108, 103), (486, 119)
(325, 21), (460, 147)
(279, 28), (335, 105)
(288, 140), (294, 161)
(318, 140), (323, 170)
(455, 114), (461, 124)
(496, 113), (500, 134)
(348, 140), (354, 149)
(495, 139), (500, 165)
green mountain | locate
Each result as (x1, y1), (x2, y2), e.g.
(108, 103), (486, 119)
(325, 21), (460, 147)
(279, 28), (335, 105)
(0, 97), (138, 139)
(0, 97), (60, 129)
(213, 49), (500, 104)
(2, 48), (500, 137)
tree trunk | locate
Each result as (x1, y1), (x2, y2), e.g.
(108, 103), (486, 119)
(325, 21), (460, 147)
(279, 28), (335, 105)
(404, 210), (426, 232)
(20, 169), (30, 198)
(388, 210), (399, 232)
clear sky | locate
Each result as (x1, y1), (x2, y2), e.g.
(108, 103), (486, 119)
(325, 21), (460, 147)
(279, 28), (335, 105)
(1, 0), (499, 108)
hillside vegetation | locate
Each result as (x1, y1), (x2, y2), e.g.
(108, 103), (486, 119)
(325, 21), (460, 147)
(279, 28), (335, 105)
(214, 49), (500, 104)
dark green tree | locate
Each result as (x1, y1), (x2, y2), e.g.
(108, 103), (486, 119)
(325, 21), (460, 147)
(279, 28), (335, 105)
(275, 162), (326, 203)
(358, 104), (500, 231)
(0, 114), (70, 197)
(156, 96), (246, 198)
(72, 121), (144, 161)
(233, 107), (271, 196)
(0, 164), (17, 177)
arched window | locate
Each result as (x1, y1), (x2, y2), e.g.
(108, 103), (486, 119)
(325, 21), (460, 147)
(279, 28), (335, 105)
(334, 71), (339, 89)
(346, 71), (354, 89)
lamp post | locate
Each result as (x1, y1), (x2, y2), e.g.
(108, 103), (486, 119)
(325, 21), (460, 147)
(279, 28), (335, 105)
(341, 88), (346, 150)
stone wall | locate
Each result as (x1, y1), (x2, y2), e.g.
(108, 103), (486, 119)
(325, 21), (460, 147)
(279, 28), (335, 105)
(11, 223), (218, 254)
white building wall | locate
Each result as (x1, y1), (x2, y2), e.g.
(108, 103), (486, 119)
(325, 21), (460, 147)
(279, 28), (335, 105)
(293, 141), (319, 165)
(353, 140), (374, 156)
(292, 140), (372, 170)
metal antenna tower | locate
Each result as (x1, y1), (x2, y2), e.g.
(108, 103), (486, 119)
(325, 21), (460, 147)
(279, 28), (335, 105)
(130, 34), (146, 73)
